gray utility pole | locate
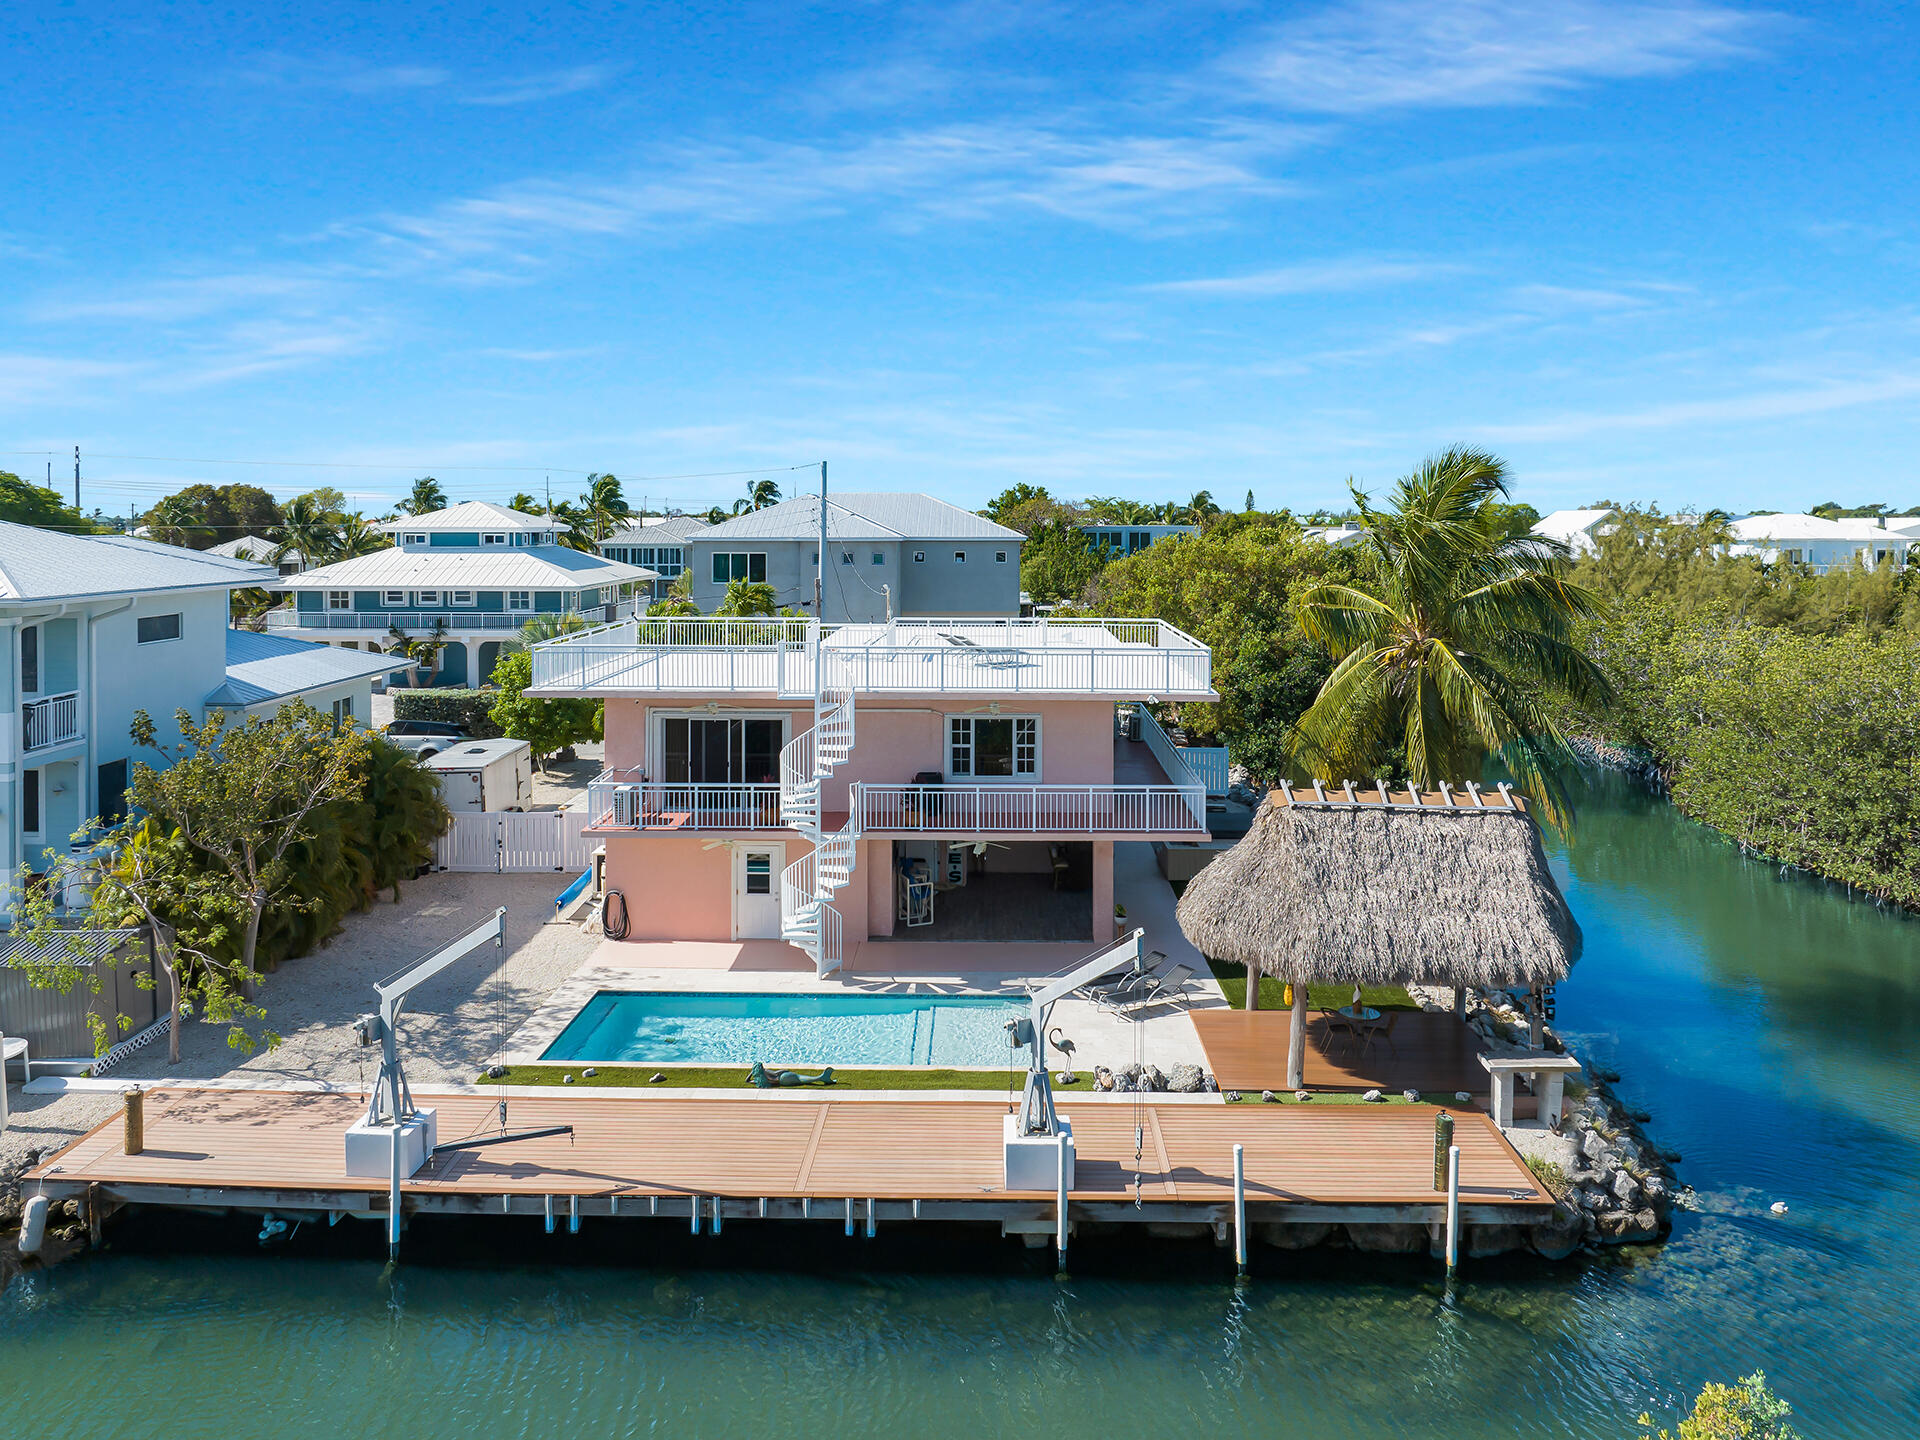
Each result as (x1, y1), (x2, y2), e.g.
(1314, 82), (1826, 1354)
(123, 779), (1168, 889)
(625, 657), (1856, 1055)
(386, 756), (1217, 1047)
(73, 446), (80, 512)
(815, 460), (826, 619)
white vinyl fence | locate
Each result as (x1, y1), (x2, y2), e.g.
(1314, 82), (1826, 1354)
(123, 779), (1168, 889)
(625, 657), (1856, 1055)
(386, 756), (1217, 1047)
(435, 810), (594, 873)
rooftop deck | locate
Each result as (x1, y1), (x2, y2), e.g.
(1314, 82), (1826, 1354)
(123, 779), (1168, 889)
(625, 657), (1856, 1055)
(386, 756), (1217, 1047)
(35, 1088), (1548, 1213)
(528, 617), (1216, 700)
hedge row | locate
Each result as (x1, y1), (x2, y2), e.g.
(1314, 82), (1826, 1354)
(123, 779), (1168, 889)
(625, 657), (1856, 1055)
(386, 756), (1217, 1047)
(391, 688), (504, 738)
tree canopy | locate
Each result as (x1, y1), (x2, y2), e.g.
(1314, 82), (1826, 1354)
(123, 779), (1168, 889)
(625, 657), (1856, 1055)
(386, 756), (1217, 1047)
(0, 471), (98, 531)
(141, 483), (283, 547)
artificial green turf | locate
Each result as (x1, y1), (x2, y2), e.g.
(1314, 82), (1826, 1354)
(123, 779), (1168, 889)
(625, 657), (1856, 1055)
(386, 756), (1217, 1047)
(1221, 1089), (1459, 1105)
(1203, 960), (1420, 1015)
(477, 1063), (1029, 1092)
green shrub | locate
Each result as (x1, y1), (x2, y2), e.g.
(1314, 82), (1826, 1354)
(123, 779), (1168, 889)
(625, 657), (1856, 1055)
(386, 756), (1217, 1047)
(391, 687), (503, 738)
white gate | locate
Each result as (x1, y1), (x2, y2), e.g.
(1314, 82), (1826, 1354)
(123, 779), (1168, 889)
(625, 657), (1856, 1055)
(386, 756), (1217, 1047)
(436, 811), (594, 873)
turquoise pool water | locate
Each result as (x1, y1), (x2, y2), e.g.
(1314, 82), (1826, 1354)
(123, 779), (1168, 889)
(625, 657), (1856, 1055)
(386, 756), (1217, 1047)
(539, 990), (1027, 1066)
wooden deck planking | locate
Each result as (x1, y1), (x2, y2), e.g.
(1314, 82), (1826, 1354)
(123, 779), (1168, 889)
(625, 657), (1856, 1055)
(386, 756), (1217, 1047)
(1192, 1009), (1496, 1096)
(35, 1087), (1548, 1208)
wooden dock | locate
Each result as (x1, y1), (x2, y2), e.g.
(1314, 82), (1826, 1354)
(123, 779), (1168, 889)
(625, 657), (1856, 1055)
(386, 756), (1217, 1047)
(31, 1088), (1549, 1234)
(1192, 1009), (1499, 1097)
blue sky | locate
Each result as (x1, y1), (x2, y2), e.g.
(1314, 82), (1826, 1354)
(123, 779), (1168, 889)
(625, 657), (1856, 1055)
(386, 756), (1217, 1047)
(3, 1), (1917, 521)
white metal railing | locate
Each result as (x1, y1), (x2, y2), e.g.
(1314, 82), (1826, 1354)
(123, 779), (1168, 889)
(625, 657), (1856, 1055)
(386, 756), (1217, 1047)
(264, 598), (641, 633)
(529, 616), (1212, 697)
(858, 783), (1207, 835)
(22, 692), (81, 751)
(583, 774), (783, 830)
(1137, 705), (1198, 786)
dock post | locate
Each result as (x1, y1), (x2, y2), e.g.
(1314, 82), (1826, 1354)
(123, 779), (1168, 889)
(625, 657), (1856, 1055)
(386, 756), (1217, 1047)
(568, 1195), (580, 1235)
(1232, 1144), (1248, 1277)
(543, 1193), (555, 1235)
(691, 1196), (701, 1235)
(124, 1086), (145, 1155)
(713, 1197), (723, 1235)
(610, 1193), (619, 1217)
(1055, 1135), (1070, 1270)
(759, 1197), (768, 1219)
(1445, 1146), (1461, 1277)
(865, 1198), (876, 1239)
(844, 1197), (855, 1237)
(388, 1124), (403, 1261)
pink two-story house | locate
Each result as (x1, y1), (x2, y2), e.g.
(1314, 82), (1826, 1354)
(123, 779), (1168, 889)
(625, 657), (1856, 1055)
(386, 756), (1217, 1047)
(528, 614), (1217, 976)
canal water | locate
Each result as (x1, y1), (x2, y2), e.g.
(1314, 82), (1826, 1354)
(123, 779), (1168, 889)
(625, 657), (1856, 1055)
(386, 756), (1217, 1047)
(3, 771), (1914, 1437)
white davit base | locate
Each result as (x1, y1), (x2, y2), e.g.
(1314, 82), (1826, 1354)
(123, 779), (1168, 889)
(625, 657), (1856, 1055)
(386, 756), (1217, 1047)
(344, 1109), (438, 1179)
(1003, 1113), (1074, 1192)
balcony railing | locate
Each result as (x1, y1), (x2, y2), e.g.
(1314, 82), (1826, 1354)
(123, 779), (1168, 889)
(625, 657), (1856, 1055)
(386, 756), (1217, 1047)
(584, 774), (784, 831)
(529, 617), (1214, 699)
(22, 691), (82, 752)
(263, 599), (639, 633)
(859, 783), (1207, 836)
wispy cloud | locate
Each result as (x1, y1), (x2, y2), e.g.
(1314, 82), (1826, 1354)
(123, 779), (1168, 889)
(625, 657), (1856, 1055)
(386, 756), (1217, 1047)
(1150, 256), (1460, 297)
(1483, 373), (1920, 443)
(328, 120), (1307, 267)
(1231, 0), (1769, 114)
(461, 64), (625, 107)
(28, 271), (333, 324)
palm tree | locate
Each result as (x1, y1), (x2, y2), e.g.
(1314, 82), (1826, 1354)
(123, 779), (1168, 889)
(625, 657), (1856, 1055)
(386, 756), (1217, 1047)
(1084, 496), (1158, 526)
(335, 512), (389, 559)
(546, 499), (597, 552)
(144, 496), (213, 549)
(402, 476), (448, 516)
(1287, 447), (1610, 827)
(743, 477), (781, 512)
(1177, 490), (1222, 525)
(271, 494), (342, 567)
(508, 491), (540, 514)
(579, 473), (634, 540)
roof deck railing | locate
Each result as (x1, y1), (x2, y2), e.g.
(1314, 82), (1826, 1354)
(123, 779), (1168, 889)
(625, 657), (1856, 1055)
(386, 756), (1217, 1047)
(528, 616), (1214, 698)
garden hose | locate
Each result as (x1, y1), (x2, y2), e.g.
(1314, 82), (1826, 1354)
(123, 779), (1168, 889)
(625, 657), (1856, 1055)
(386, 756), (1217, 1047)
(602, 888), (629, 940)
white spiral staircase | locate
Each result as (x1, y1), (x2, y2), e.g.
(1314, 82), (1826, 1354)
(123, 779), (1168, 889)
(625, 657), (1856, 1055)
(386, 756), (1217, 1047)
(778, 644), (862, 977)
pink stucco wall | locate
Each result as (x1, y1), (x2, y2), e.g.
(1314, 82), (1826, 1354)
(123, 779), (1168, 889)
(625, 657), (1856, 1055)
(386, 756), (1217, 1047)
(601, 830), (874, 946)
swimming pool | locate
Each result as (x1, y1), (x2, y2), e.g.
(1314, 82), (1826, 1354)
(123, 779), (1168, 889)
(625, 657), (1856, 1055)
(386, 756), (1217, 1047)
(539, 991), (1028, 1067)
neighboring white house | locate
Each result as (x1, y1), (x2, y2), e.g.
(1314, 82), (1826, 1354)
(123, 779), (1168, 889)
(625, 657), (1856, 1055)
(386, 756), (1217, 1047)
(1530, 509), (1618, 557)
(1303, 523), (1367, 548)
(598, 514), (710, 599)
(1726, 513), (1914, 573)
(0, 521), (280, 921)
(266, 501), (658, 688)
(207, 534), (309, 577)
(206, 628), (399, 726)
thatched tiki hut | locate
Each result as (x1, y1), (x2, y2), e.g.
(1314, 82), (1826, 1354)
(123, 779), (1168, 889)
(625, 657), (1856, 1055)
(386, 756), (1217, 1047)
(1176, 781), (1581, 1089)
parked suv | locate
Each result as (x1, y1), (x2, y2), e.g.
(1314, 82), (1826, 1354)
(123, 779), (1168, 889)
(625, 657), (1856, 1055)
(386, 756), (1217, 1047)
(382, 719), (470, 759)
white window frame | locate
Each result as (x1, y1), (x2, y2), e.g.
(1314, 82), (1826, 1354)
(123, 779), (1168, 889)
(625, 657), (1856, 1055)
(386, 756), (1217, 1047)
(403, 533), (427, 546)
(449, 589), (476, 606)
(650, 709), (791, 785)
(415, 590), (441, 607)
(481, 532), (507, 546)
(947, 714), (1039, 782)
(328, 591), (351, 611)
(136, 612), (183, 645)
(331, 696), (355, 730)
(508, 590), (532, 612)
(382, 590), (407, 607)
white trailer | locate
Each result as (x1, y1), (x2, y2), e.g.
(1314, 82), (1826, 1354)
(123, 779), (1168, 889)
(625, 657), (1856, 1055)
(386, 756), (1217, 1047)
(419, 738), (534, 812)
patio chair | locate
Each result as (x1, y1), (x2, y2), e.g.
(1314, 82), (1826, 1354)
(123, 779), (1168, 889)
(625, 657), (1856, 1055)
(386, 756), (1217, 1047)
(1128, 963), (1195, 1008)
(1316, 1007), (1358, 1056)
(1357, 1010), (1400, 1062)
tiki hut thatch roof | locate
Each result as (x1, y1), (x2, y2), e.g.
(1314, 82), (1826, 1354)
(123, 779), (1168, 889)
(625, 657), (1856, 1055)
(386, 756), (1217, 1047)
(1176, 782), (1580, 988)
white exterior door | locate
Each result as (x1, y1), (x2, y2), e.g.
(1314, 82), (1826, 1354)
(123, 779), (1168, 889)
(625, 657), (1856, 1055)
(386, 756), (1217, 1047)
(734, 843), (784, 939)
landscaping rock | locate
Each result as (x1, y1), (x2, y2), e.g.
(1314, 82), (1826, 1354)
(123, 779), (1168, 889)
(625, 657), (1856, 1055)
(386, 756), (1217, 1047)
(1610, 1169), (1641, 1206)
(1580, 1129), (1610, 1163)
(649, 1073), (665, 1083)
(1464, 1223), (1530, 1258)
(1093, 1066), (1114, 1092)
(1166, 1063), (1204, 1093)
(1453, 1091), (1472, 1104)
(1401, 1089), (1420, 1103)
(1294, 1089), (1311, 1102)
(1530, 1203), (1587, 1260)
(1224, 1091), (1241, 1103)
(1260, 1090), (1277, 1104)
(1362, 1088), (1383, 1102)
(1143, 1065), (1166, 1091)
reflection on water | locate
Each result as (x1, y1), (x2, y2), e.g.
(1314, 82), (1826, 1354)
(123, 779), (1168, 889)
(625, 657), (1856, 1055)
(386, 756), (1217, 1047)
(4, 772), (1917, 1438)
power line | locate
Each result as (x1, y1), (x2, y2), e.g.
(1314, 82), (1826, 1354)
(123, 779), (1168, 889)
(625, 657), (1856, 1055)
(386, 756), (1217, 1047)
(2, 448), (819, 483)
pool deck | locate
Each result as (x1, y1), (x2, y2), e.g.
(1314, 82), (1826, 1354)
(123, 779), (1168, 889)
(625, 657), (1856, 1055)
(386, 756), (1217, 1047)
(30, 1087), (1549, 1232)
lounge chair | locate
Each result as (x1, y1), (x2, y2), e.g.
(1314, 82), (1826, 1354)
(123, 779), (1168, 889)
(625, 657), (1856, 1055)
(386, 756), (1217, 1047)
(1085, 958), (1150, 1005)
(1128, 963), (1194, 1008)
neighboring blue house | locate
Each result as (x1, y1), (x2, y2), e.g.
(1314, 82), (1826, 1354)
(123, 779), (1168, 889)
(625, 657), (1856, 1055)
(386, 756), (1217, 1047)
(0, 520), (388, 921)
(1078, 522), (1198, 556)
(269, 502), (657, 687)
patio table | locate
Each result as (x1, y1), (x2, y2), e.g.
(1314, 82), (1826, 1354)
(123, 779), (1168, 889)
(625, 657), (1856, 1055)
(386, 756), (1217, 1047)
(1337, 1005), (1381, 1023)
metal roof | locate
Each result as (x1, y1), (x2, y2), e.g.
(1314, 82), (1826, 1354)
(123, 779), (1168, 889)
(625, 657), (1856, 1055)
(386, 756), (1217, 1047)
(696, 493), (1023, 543)
(0, 927), (145, 968)
(278, 547), (657, 589)
(419, 738), (531, 770)
(600, 514), (711, 545)
(207, 534), (305, 565)
(377, 501), (553, 533)
(0, 521), (278, 603)
(1729, 513), (1855, 542)
(206, 628), (402, 707)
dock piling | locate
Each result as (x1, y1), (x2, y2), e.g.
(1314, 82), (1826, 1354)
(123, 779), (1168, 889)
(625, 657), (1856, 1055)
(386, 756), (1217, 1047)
(1232, 1144), (1248, 1276)
(568, 1194), (580, 1234)
(866, 1198), (876, 1239)
(712, 1196), (723, 1234)
(690, 1196), (701, 1235)
(1445, 1146), (1461, 1276)
(388, 1125), (403, 1261)
(1056, 1136), (1070, 1270)
(543, 1193), (554, 1235)
(124, 1087), (144, 1156)
(844, 1197), (855, 1237)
